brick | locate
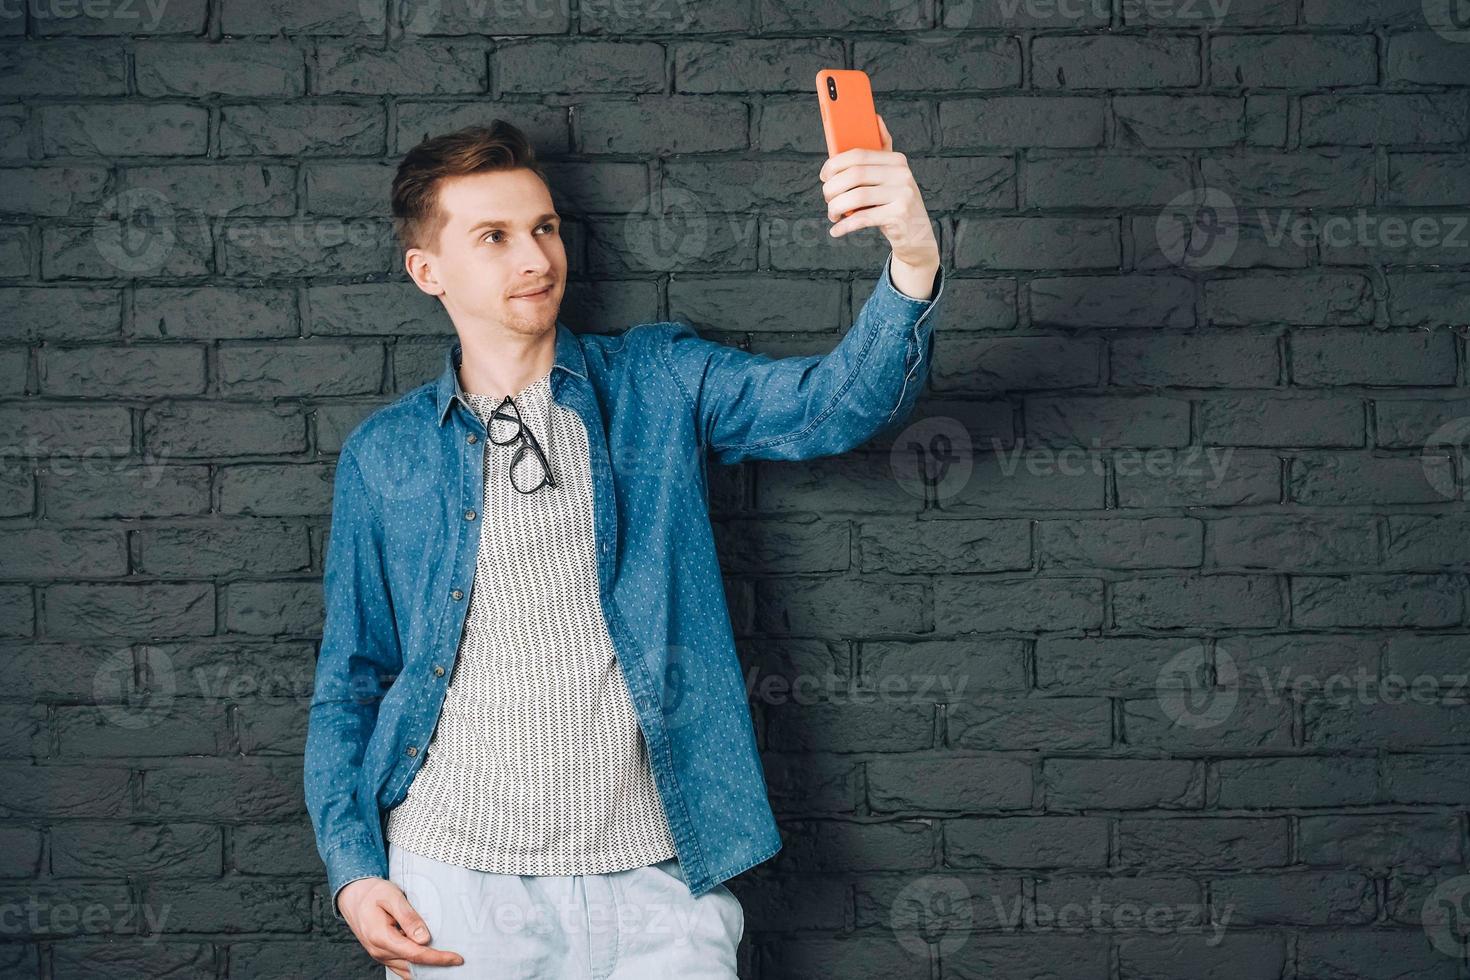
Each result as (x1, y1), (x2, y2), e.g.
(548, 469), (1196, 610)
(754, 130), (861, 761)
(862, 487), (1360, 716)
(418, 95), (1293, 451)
(941, 97), (1106, 148)
(1042, 758), (1202, 810)
(1114, 96), (1245, 148)
(220, 103), (385, 156)
(1303, 93), (1470, 146)
(1210, 35), (1376, 88)
(1030, 276), (1195, 327)
(948, 816), (1108, 868)
(135, 41), (306, 98)
(1110, 333), (1280, 387)
(860, 38), (1021, 91)
(40, 104), (208, 157)
(1118, 817), (1289, 869)
(1027, 155), (1191, 208)
(1201, 151), (1375, 208)
(1033, 36), (1200, 89)
(1114, 575), (1283, 629)
(1206, 273), (1374, 326)
(674, 40), (844, 93)
(956, 217), (1119, 271)
(0, 42), (127, 96)
(497, 41), (664, 93)
(1291, 574), (1461, 628)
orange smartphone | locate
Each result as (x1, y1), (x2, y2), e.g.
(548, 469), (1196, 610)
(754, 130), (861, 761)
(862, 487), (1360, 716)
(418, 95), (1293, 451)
(816, 69), (882, 219)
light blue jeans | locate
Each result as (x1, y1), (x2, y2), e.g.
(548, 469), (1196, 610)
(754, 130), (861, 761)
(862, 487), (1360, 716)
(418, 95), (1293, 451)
(385, 841), (744, 978)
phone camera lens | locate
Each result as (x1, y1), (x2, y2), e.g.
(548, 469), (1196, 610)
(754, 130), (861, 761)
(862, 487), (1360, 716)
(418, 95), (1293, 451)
(827, 78), (837, 100)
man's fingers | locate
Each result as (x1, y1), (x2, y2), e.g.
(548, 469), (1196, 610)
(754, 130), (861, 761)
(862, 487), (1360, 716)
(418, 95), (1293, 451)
(381, 957), (413, 980)
(829, 200), (902, 239)
(821, 163), (905, 203)
(877, 113), (893, 152)
(371, 928), (465, 968)
(363, 896), (465, 968)
(827, 185), (885, 222)
(819, 146), (901, 182)
(385, 890), (432, 944)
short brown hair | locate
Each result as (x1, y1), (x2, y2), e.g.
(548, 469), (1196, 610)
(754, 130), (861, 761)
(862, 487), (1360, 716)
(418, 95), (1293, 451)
(390, 120), (550, 254)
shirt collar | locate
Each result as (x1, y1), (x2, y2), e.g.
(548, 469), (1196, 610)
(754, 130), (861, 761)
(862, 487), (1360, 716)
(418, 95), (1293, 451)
(435, 319), (587, 427)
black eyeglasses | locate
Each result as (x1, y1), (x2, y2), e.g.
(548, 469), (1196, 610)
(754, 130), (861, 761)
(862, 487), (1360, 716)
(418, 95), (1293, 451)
(487, 394), (556, 495)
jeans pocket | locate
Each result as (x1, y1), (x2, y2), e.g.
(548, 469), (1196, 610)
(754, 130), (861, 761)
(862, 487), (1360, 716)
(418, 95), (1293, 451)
(651, 856), (685, 884)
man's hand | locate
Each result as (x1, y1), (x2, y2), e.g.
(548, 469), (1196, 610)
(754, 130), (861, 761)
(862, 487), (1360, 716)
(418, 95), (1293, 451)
(339, 876), (465, 979)
(818, 113), (941, 296)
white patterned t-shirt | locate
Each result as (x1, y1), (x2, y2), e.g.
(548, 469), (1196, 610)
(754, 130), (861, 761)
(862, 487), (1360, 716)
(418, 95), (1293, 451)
(384, 367), (678, 874)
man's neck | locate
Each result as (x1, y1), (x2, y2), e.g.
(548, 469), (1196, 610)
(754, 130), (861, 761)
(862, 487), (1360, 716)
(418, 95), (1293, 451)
(456, 326), (557, 400)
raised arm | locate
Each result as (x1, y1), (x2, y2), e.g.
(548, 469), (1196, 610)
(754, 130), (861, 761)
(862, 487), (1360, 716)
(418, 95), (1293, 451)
(659, 252), (946, 465)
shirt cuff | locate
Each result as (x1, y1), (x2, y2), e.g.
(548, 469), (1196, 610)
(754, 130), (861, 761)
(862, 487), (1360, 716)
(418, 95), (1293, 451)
(872, 252), (945, 317)
(325, 836), (389, 922)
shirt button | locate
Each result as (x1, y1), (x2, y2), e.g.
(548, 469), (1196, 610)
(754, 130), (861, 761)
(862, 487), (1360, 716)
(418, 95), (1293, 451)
(467, 433), (478, 444)
(433, 665), (445, 677)
(464, 509), (477, 521)
(451, 589), (464, 601)
(405, 745), (418, 756)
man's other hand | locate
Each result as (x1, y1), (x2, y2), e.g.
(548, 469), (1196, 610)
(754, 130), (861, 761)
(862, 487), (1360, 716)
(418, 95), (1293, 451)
(339, 876), (465, 979)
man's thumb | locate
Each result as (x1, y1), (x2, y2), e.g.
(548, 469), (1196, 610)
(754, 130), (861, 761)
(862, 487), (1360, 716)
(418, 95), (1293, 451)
(390, 894), (431, 943)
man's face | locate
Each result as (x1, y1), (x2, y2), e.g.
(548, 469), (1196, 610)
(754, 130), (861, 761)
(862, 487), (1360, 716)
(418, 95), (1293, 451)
(405, 168), (567, 340)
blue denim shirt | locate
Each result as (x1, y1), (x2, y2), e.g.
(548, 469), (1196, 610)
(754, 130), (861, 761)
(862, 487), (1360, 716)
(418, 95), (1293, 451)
(305, 252), (947, 919)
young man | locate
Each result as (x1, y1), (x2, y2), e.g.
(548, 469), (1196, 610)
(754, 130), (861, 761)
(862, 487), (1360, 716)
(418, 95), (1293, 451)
(304, 119), (946, 978)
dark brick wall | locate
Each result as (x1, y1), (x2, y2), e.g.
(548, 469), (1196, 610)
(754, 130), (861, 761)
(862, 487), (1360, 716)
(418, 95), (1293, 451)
(2, 0), (1469, 977)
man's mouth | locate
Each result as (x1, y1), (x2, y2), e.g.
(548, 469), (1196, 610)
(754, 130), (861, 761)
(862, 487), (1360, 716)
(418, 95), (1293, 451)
(513, 284), (553, 299)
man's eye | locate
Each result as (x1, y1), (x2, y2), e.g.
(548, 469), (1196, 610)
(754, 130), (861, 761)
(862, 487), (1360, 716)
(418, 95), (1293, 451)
(483, 225), (556, 243)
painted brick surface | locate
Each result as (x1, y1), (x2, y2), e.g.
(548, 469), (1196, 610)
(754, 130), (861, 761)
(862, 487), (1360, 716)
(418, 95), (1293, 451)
(2, 2), (1469, 978)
